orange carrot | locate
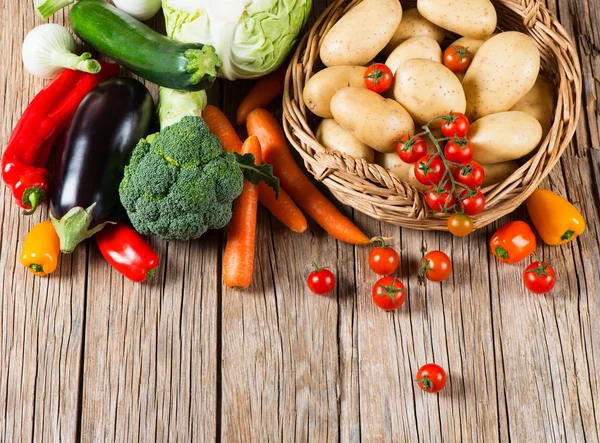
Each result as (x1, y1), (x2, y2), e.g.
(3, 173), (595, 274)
(236, 64), (288, 125)
(259, 184), (308, 233)
(203, 105), (243, 153)
(223, 136), (262, 289)
(247, 108), (370, 245)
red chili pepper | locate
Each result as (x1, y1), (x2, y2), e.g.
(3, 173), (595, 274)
(1, 62), (120, 214)
(96, 223), (159, 283)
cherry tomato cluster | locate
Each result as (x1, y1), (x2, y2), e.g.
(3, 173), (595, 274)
(395, 112), (487, 237)
(490, 220), (557, 294)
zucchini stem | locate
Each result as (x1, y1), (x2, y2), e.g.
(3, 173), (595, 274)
(185, 46), (222, 86)
(35, 0), (74, 20)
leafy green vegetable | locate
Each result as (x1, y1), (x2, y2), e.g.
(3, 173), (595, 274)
(162, 0), (312, 80)
(120, 116), (279, 241)
(235, 152), (280, 199)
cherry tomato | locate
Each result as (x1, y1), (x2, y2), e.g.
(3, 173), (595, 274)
(307, 263), (336, 295)
(443, 45), (473, 73)
(459, 190), (486, 216)
(444, 137), (474, 164)
(523, 261), (557, 294)
(454, 161), (485, 189)
(369, 238), (400, 275)
(419, 251), (452, 283)
(372, 277), (407, 311)
(416, 364), (447, 393)
(448, 213), (474, 237)
(425, 185), (456, 212)
(490, 221), (537, 264)
(440, 112), (470, 139)
(364, 63), (394, 93)
(414, 155), (446, 186)
(396, 135), (428, 164)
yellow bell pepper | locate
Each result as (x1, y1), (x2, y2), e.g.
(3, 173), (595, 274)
(20, 221), (61, 277)
(525, 189), (586, 246)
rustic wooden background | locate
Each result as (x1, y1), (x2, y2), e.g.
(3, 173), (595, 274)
(1, 0), (599, 441)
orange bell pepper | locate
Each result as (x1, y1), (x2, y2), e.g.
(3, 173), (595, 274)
(525, 189), (586, 246)
(490, 221), (537, 264)
(20, 221), (60, 277)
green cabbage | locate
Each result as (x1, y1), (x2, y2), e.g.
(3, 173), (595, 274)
(162, 0), (312, 80)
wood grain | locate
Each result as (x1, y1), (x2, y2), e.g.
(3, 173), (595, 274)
(0, 0), (599, 442)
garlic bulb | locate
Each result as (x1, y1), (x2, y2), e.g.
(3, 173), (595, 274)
(113, 0), (162, 21)
(22, 24), (101, 79)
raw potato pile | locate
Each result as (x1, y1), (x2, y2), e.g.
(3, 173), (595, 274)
(303, 0), (555, 191)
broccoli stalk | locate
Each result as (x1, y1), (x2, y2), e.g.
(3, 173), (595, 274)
(158, 87), (207, 129)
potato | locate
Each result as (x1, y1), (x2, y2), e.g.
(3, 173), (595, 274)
(303, 66), (366, 119)
(383, 8), (446, 54)
(463, 32), (541, 120)
(482, 161), (519, 187)
(317, 119), (375, 163)
(375, 152), (428, 190)
(393, 59), (466, 127)
(510, 75), (555, 137)
(385, 36), (442, 75)
(331, 87), (414, 153)
(321, 0), (402, 67)
(470, 111), (543, 164)
(417, 0), (497, 39)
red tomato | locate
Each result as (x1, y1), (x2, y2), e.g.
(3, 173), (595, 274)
(307, 263), (336, 295)
(454, 161), (485, 189)
(425, 185), (456, 212)
(396, 135), (428, 164)
(523, 261), (557, 294)
(369, 239), (400, 275)
(364, 63), (394, 93)
(414, 155), (446, 186)
(459, 190), (486, 216)
(440, 112), (470, 139)
(419, 251), (452, 282)
(447, 213), (474, 237)
(443, 45), (473, 73)
(372, 277), (407, 311)
(444, 137), (474, 164)
(416, 364), (447, 393)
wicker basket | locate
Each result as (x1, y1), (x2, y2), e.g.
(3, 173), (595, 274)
(282, 0), (582, 231)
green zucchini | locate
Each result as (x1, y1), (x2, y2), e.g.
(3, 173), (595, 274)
(69, 0), (222, 92)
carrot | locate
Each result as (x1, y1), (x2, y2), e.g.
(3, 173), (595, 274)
(203, 105), (243, 153)
(223, 136), (262, 289)
(247, 108), (370, 245)
(236, 64), (288, 125)
(259, 184), (308, 233)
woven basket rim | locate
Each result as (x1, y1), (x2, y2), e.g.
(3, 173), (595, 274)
(282, 0), (582, 231)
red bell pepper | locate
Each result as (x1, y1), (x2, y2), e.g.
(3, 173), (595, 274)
(96, 223), (159, 283)
(1, 62), (120, 214)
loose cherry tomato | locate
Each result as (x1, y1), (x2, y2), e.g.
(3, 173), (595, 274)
(454, 161), (485, 189)
(414, 155), (446, 186)
(396, 135), (428, 164)
(440, 112), (470, 139)
(444, 137), (474, 164)
(443, 45), (473, 73)
(369, 238), (400, 276)
(447, 213), (474, 237)
(523, 261), (557, 294)
(459, 190), (486, 216)
(364, 63), (394, 93)
(307, 263), (336, 295)
(425, 185), (455, 212)
(372, 277), (407, 311)
(490, 221), (537, 264)
(419, 251), (452, 282)
(416, 364), (447, 393)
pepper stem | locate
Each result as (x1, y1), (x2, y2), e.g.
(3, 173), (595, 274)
(495, 246), (509, 259)
(22, 187), (46, 215)
(560, 230), (575, 242)
(146, 268), (157, 280)
(30, 264), (44, 273)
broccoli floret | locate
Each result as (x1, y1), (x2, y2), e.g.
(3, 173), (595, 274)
(119, 116), (244, 241)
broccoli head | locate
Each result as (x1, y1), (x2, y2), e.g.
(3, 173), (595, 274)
(119, 116), (244, 241)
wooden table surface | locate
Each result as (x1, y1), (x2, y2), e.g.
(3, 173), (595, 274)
(1, 0), (599, 442)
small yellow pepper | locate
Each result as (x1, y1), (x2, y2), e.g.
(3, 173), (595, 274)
(525, 189), (586, 246)
(20, 221), (61, 277)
